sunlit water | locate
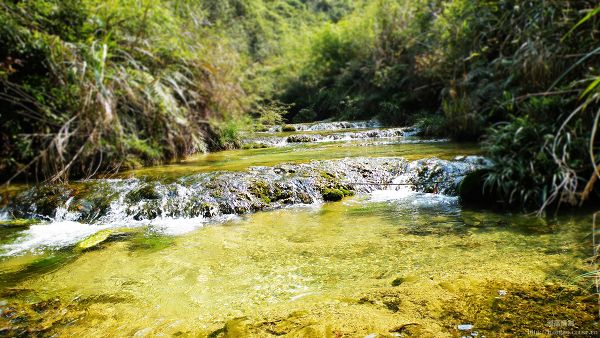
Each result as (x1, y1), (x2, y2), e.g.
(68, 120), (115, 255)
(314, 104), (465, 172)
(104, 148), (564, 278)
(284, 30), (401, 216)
(122, 139), (478, 179)
(0, 126), (597, 337)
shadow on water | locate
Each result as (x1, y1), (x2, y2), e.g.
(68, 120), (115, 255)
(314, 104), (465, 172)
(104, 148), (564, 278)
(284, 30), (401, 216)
(0, 251), (78, 289)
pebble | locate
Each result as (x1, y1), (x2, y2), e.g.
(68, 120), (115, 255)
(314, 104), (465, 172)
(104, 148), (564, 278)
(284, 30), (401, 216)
(458, 324), (474, 331)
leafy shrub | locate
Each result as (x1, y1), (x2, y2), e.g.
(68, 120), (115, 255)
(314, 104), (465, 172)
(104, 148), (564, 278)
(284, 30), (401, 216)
(415, 115), (446, 138)
(482, 115), (588, 211)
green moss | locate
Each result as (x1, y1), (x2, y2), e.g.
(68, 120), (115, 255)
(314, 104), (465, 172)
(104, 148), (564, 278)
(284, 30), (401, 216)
(320, 171), (336, 180)
(129, 234), (175, 252)
(322, 188), (345, 202)
(126, 185), (161, 202)
(241, 143), (269, 150)
(0, 219), (40, 227)
(282, 125), (297, 132)
(254, 125), (269, 132)
(250, 181), (272, 204)
(76, 230), (113, 251)
(27, 186), (68, 217)
(339, 188), (354, 197)
(212, 189), (224, 198)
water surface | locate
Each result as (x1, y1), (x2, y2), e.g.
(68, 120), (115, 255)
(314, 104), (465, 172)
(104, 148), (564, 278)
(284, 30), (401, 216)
(0, 125), (596, 337)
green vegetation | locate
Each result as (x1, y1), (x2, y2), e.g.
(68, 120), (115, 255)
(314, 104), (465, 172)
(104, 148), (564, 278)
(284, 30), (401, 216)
(0, 0), (351, 182)
(274, 1), (599, 212)
(1, 0), (599, 213)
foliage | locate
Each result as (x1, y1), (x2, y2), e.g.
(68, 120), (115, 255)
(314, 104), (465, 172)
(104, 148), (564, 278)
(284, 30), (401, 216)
(0, 0), (350, 181)
(272, 0), (599, 211)
(1, 0), (599, 214)
(0, 0), (248, 181)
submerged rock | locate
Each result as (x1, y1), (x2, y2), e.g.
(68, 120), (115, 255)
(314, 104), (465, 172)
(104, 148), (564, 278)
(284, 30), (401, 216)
(76, 230), (113, 250)
(0, 218), (40, 227)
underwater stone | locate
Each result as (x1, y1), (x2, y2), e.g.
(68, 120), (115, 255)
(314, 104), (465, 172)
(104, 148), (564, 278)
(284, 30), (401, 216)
(458, 324), (474, 331)
(76, 230), (113, 250)
(0, 219), (40, 227)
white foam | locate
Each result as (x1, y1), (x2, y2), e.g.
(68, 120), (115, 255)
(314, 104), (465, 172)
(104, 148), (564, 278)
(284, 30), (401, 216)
(0, 213), (246, 256)
(370, 187), (415, 202)
(369, 187), (459, 209)
(1, 221), (112, 256)
(148, 217), (207, 236)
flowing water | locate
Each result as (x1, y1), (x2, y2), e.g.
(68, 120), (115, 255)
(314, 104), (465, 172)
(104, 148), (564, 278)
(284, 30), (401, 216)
(0, 121), (597, 337)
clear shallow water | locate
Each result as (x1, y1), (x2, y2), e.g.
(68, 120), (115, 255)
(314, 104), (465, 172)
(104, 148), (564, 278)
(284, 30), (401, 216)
(121, 140), (479, 179)
(0, 192), (596, 336)
(0, 128), (597, 336)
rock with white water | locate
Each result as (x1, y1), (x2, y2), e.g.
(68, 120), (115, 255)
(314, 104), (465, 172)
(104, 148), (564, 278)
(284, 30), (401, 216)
(2, 156), (489, 255)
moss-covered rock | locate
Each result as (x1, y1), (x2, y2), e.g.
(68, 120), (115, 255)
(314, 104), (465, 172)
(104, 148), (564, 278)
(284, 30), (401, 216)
(249, 181), (272, 204)
(0, 218), (40, 227)
(76, 230), (113, 250)
(126, 184), (161, 202)
(282, 125), (297, 132)
(241, 142), (269, 150)
(321, 188), (352, 202)
(287, 134), (318, 143)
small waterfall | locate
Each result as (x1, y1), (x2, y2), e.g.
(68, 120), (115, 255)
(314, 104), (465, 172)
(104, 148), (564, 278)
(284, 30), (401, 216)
(1, 156), (489, 255)
(266, 120), (381, 133)
(245, 127), (418, 148)
(54, 197), (80, 222)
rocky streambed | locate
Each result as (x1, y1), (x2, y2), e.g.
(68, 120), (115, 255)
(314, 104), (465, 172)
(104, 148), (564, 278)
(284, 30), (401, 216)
(4, 156), (487, 230)
(245, 127), (421, 148)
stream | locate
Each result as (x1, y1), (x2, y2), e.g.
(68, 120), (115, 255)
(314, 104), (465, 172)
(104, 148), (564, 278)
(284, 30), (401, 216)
(0, 121), (597, 337)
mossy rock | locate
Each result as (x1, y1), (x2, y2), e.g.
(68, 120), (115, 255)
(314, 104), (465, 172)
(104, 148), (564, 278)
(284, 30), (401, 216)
(0, 219), (40, 227)
(320, 171), (336, 180)
(321, 188), (353, 202)
(282, 124), (297, 132)
(254, 125), (269, 132)
(76, 230), (113, 250)
(126, 184), (161, 202)
(287, 135), (317, 143)
(25, 186), (69, 217)
(459, 169), (493, 204)
(242, 142), (269, 150)
(249, 181), (272, 203)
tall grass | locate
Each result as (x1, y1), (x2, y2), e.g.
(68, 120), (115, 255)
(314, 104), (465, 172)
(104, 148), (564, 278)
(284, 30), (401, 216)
(0, 0), (248, 182)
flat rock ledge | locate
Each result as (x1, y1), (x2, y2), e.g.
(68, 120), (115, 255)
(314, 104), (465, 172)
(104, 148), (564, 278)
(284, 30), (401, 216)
(6, 156), (489, 223)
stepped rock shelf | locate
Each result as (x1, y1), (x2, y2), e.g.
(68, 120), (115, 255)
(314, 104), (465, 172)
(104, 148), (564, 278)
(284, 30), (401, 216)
(2, 156), (488, 253)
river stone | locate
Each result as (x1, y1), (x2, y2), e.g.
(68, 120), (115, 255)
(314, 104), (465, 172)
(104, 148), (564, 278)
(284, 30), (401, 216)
(76, 230), (113, 250)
